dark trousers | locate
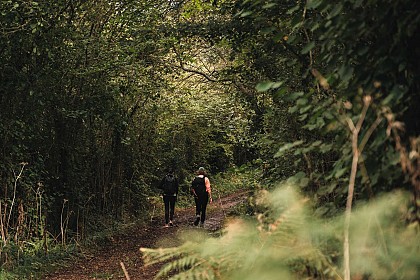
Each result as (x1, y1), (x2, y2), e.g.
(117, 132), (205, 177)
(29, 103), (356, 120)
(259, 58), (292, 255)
(194, 193), (209, 223)
(163, 195), (176, 224)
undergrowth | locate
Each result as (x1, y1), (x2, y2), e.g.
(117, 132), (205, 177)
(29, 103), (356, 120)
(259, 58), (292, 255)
(141, 185), (420, 280)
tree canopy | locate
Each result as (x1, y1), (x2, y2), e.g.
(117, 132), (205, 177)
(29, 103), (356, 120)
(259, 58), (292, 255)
(1, 0), (419, 278)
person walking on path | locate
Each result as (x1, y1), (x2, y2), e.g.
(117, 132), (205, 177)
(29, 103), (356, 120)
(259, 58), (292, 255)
(191, 167), (212, 227)
(158, 169), (179, 227)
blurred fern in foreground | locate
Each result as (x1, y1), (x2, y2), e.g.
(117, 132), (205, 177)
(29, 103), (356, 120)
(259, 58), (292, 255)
(141, 185), (419, 279)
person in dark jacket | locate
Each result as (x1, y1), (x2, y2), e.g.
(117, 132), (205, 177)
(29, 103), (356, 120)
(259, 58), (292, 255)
(191, 167), (212, 227)
(158, 169), (179, 227)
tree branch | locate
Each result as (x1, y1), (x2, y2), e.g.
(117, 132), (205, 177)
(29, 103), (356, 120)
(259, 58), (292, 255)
(172, 46), (231, 83)
(343, 96), (371, 280)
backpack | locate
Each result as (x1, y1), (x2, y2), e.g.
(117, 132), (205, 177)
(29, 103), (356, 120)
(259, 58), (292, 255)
(163, 174), (177, 195)
(191, 176), (206, 197)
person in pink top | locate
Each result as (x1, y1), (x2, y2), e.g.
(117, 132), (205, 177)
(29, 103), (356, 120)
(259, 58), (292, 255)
(190, 167), (213, 227)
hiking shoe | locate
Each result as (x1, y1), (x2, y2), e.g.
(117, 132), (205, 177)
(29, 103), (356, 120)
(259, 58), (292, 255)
(199, 222), (205, 228)
(164, 224), (169, 228)
(194, 215), (200, 226)
(169, 221), (174, 227)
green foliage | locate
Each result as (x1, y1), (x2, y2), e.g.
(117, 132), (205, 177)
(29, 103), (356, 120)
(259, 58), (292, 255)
(0, 0), (177, 271)
(1, 0), (419, 277)
(3, 242), (79, 279)
(0, 0), (259, 273)
(142, 185), (419, 279)
(212, 164), (263, 196)
(0, 270), (18, 280)
(154, 88), (251, 174)
(229, 0), (419, 217)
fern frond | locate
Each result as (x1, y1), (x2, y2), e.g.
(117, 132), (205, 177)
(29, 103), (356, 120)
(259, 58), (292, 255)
(142, 187), (418, 280)
(155, 254), (203, 279)
(140, 242), (197, 266)
(168, 265), (216, 280)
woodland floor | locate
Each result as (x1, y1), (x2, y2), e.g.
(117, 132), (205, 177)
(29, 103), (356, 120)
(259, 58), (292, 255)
(44, 190), (250, 280)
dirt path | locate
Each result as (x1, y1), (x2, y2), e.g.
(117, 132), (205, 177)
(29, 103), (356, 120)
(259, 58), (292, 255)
(44, 190), (250, 280)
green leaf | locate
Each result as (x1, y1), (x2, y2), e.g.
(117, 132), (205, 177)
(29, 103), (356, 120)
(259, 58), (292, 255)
(274, 140), (304, 158)
(299, 105), (312, 114)
(311, 140), (322, 147)
(294, 171), (306, 179)
(323, 111), (334, 120)
(296, 98), (308, 106)
(381, 85), (407, 105)
(306, 0), (322, 10)
(288, 106), (299, 113)
(273, 33), (284, 42)
(291, 14), (303, 29)
(262, 3), (277, 9)
(301, 41), (315, 54)
(381, 93), (395, 105)
(303, 123), (318, 130)
(387, 149), (400, 166)
(240, 11), (253, 17)
(256, 82), (274, 92)
(299, 177), (310, 187)
(315, 117), (326, 128)
(398, 62), (406, 72)
(338, 65), (354, 82)
(271, 82), (283, 89)
(262, 26), (276, 34)
(328, 3), (343, 18)
(286, 91), (305, 101)
(274, 87), (288, 97)
(314, 206), (330, 216)
(298, 113), (308, 121)
(310, 22), (320, 32)
(318, 183), (337, 195)
(256, 81), (283, 92)
(334, 167), (347, 178)
(286, 176), (298, 184)
(287, 5), (300, 15)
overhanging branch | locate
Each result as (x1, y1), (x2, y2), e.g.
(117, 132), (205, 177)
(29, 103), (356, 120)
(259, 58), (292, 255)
(172, 46), (231, 83)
